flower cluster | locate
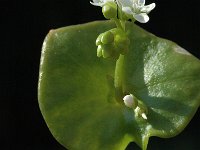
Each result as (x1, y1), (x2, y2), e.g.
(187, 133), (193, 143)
(90, 0), (156, 23)
(96, 28), (130, 59)
(91, 0), (153, 119)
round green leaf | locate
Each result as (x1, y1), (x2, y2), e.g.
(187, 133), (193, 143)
(38, 21), (200, 150)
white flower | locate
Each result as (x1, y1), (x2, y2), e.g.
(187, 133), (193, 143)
(90, 0), (115, 7)
(123, 94), (136, 108)
(135, 106), (148, 120)
(117, 0), (156, 23)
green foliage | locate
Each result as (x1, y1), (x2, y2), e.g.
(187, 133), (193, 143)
(38, 21), (200, 150)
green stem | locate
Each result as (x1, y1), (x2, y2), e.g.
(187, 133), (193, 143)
(114, 54), (125, 103)
(113, 19), (126, 31)
(120, 20), (126, 31)
(113, 19), (126, 103)
(114, 19), (123, 29)
(114, 55), (124, 88)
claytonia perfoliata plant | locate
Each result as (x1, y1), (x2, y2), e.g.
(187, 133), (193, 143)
(38, 1), (200, 150)
(90, 0), (155, 120)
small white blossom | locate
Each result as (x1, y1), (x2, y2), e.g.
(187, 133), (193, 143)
(123, 94), (135, 108)
(117, 0), (156, 23)
(135, 106), (148, 120)
(90, 0), (115, 7)
(141, 113), (147, 120)
(123, 94), (148, 119)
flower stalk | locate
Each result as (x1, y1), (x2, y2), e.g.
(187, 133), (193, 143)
(91, 0), (155, 118)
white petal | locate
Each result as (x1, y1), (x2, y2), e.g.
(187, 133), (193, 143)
(132, 3), (138, 12)
(90, 2), (103, 6)
(122, 6), (133, 15)
(141, 113), (147, 120)
(90, 0), (111, 6)
(117, 0), (133, 7)
(141, 3), (156, 13)
(93, 0), (101, 3)
(123, 94), (134, 108)
(133, 13), (149, 23)
(138, 0), (145, 6)
(133, 0), (138, 3)
(90, 0), (115, 7)
(104, 0), (115, 2)
(134, 106), (140, 116)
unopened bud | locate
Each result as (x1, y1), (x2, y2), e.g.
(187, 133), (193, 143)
(123, 94), (138, 109)
(96, 33), (103, 46)
(97, 45), (103, 57)
(102, 2), (117, 19)
(101, 31), (114, 44)
(101, 44), (114, 58)
(134, 101), (148, 120)
(114, 35), (130, 55)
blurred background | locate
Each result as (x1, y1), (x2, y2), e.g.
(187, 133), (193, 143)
(1, 0), (200, 149)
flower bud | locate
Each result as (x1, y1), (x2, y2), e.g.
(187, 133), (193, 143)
(110, 28), (130, 55)
(114, 35), (130, 55)
(101, 44), (114, 58)
(96, 33), (103, 46)
(135, 101), (148, 120)
(97, 45), (103, 57)
(123, 94), (138, 109)
(95, 28), (130, 59)
(102, 2), (117, 19)
(101, 31), (114, 44)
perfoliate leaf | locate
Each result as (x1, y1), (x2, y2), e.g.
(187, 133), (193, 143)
(38, 21), (200, 150)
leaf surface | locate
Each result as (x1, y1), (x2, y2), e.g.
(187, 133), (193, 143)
(38, 21), (200, 150)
